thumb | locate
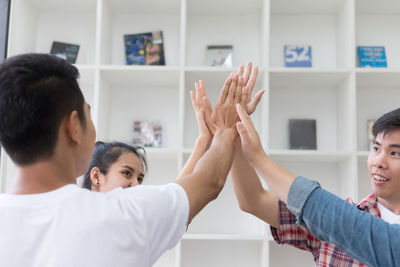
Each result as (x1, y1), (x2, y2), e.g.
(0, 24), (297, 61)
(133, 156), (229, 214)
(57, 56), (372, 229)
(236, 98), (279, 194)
(236, 121), (250, 145)
(247, 89), (265, 114)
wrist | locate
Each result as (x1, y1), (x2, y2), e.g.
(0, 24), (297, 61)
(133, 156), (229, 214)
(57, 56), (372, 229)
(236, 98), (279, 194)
(250, 149), (269, 169)
(195, 135), (212, 150)
(214, 128), (237, 143)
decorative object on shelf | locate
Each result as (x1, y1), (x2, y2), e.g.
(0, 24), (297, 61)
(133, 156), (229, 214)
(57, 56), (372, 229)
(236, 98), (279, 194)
(284, 44), (312, 67)
(124, 31), (165, 66)
(133, 120), (163, 147)
(358, 46), (387, 68)
(367, 119), (376, 150)
(289, 119), (317, 150)
(204, 45), (233, 67)
(50, 41), (80, 64)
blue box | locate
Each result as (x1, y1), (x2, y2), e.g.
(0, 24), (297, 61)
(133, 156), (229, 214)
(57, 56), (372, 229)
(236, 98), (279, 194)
(358, 46), (387, 68)
(284, 45), (312, 67)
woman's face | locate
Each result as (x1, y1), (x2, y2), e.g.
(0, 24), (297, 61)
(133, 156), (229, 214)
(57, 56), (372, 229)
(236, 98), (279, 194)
(92, 151), (144, 192)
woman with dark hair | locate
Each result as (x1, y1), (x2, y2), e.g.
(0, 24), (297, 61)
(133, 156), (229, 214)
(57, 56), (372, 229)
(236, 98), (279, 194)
(83, 141), (148, 192)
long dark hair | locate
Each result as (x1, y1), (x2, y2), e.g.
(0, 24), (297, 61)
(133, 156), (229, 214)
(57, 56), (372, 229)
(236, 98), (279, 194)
(83, 141), (147, 190)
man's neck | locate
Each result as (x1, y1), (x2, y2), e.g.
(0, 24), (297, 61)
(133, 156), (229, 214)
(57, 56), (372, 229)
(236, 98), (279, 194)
(377, 197), (400, 215)
(8, 160), (77, 195)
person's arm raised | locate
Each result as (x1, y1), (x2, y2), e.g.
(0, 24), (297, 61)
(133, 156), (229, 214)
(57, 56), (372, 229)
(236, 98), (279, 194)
(178, 80), (213, 177)
(175, 73), (244, 224)
(235, 104), (296, 204)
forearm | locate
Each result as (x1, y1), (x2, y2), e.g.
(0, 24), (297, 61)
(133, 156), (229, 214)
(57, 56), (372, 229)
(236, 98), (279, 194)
(176, 129), (236, 222)
(178, 136), (211, 177)
(251, 153), (296, 204)
(230, 139), (280, 227)
(287, 177), (400, 267)
(192, 129), (236, 191)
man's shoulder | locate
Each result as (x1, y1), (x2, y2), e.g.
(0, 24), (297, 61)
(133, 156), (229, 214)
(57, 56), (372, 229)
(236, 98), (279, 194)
(345, 193), (379, 216)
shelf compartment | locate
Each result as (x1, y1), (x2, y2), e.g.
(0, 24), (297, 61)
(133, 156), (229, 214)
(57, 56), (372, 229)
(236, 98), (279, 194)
(268, 71), (353, 152)
(269, 240), (314, 267)
(143, 155), (178, 186)
(185, 0), (264, 67)
(356, 0), (400, 68)
(270, 0), (353, 68)
(273, 157), (355, 199)
(96, 68), (180, 149)
(268, 150), (352, 162)
(98, 0), (181, 66)
(181, 239), (263, 267)
(356, 71), (400, 151)
(8, 0), (97, 64)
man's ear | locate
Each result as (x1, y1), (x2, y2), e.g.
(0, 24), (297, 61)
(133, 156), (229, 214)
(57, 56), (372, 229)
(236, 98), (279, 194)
(90, 167), (101, 191)
(65, 110), (83, 144)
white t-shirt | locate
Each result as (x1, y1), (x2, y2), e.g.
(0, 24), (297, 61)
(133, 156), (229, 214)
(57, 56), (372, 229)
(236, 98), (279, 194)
(0, 183), (189, 267)
(377, 202), (400, 225)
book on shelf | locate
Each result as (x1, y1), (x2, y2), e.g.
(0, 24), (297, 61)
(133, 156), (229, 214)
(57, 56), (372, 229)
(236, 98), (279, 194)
(204, 45), (233, 67)
(124, 31), (165, 66)
(358, 46), (387, 68)
(367, 119), (376, 151)
(133, 120), (163, 148)
(289, 119), (317, 150)
(50, 41), (79, 64)
(284, 45), (312, 67)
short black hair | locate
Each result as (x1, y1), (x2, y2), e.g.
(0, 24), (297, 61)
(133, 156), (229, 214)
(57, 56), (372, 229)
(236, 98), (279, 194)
(82, 141), (148, 190)
(372, 108), (400, 138)
(0, 53), (86, 165)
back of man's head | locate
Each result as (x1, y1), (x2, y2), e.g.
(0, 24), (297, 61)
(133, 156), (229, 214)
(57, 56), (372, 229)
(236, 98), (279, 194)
(0, 53), (86, 166)
(373, 108), (400, 138)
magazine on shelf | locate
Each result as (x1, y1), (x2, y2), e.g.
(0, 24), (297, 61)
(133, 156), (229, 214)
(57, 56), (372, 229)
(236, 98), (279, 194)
(124, 31), (165, 65)
(358, 46), (387, 68)
(284, 44), (312, 67)
(50, 41), (80, 64)
(204, 45), (233, 67)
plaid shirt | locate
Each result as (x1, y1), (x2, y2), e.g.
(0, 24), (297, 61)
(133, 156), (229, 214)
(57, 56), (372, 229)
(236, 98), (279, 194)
(270, 194), (381, 267)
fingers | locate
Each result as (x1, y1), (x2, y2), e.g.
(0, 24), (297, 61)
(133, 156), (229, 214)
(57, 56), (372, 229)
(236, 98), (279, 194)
(247, 89), (265, 115)
(244, 66), (258, 96)
(198, 80), (207, 100)
(238, 64), (244, 76)
(236, 103), (255, 133)
(202, 96), (212, 118)
(217, 72), (234, 105)
(243, 62), (252, 86)
(236, 121), (250, 144)
(234, 75), (243, 104)
(226, 73), (239, 104)
(203, 97), (216, 134)
(240, 85), (250, 109)
(190, 90), (197, 109)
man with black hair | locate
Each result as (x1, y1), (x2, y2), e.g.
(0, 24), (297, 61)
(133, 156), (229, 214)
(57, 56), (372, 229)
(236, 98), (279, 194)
(233, 105), (400, 266)
(0, 53), (248, 266)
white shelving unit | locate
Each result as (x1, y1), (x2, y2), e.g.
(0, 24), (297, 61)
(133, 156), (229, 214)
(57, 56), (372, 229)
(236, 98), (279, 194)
(2, 0), (400, 266)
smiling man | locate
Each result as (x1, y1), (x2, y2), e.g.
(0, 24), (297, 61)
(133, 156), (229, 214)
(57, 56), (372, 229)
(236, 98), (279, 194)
(368, 110), (400, 224)
(230, 107), (400, 266)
